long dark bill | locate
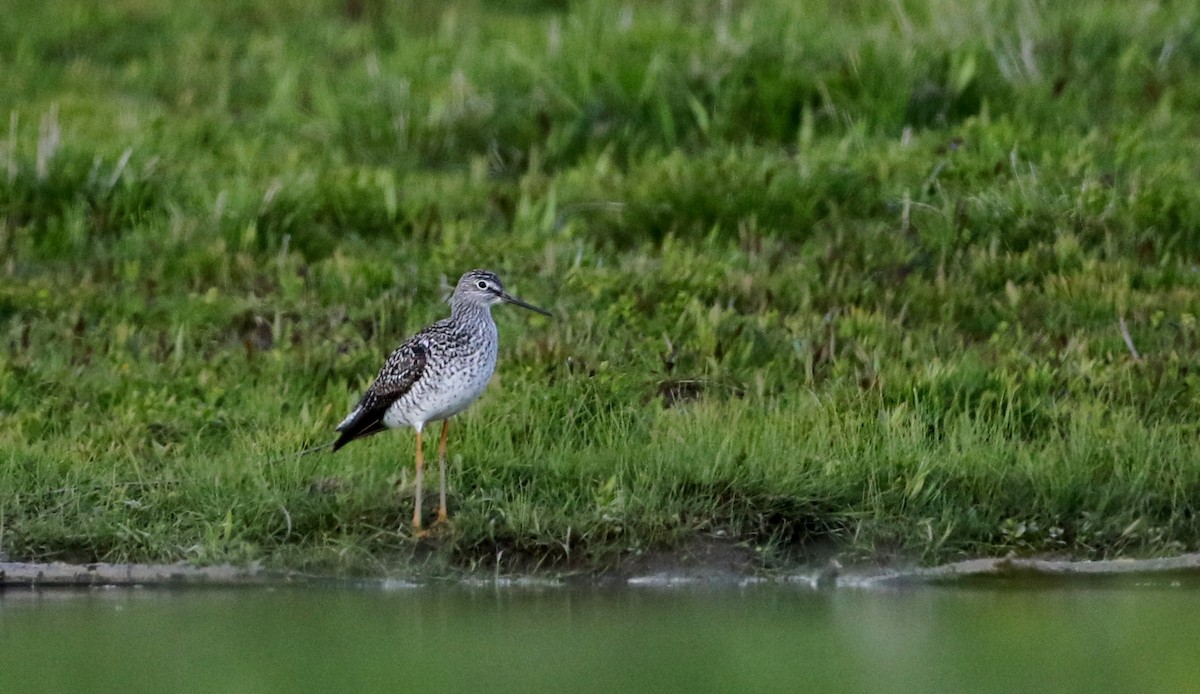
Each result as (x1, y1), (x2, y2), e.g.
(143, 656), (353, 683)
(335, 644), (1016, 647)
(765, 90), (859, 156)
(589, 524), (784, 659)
(501, 292), (552, 316)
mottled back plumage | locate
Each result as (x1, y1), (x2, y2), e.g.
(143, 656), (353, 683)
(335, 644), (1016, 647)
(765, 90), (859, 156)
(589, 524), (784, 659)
(331, 341), (427, 450)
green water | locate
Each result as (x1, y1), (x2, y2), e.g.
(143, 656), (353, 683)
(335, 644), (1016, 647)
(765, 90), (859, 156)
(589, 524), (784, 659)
(2, 581), (1199, 693)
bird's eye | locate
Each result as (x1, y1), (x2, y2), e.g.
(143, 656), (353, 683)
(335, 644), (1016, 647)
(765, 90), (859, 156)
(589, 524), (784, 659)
(476, 280), (488, 290)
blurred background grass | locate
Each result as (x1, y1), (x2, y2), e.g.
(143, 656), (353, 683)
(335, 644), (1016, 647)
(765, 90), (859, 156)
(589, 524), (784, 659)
(1, 0), (1198, 573)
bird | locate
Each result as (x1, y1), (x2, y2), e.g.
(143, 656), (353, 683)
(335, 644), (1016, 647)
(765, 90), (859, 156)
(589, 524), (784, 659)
(331, 269), (550, 531)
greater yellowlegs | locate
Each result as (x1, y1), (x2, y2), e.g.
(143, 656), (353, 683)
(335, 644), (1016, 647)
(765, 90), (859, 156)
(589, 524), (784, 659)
(332, 269), (550, 531)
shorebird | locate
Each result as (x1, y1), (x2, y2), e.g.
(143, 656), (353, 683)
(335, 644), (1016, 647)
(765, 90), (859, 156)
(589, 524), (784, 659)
(332, 269), (550, 531)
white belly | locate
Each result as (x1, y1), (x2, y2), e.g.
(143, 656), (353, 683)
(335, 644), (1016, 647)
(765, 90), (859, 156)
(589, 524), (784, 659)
(382, 344), (497, 432)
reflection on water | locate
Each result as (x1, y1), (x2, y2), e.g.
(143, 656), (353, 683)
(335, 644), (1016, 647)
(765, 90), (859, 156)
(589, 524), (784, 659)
(3, 582), (1200, 693)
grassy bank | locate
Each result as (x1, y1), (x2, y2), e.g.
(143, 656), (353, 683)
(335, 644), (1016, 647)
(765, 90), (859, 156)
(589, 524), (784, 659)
(2, 0), (1199, 574)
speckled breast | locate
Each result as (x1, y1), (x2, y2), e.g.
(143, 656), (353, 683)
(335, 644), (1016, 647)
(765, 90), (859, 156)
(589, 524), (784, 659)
(383, 325), (499, 430)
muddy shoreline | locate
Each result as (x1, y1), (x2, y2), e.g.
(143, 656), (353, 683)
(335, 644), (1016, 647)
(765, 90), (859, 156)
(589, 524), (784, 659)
(4, 553), (1200, 590)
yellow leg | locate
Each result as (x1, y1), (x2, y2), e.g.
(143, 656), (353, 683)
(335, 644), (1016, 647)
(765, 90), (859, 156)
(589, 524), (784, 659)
(412, 428), (424, 531)
(436, 419), (450, 524)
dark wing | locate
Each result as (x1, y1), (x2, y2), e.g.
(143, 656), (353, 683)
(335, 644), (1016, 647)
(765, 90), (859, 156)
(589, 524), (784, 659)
(332, 340), (427, 451)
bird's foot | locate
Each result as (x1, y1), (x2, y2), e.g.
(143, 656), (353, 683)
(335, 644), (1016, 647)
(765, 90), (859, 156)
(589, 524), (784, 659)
(428, 511), (452, 536)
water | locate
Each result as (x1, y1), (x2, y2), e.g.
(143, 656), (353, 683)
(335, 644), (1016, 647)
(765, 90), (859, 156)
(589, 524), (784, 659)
(3, 581), (1199, 693)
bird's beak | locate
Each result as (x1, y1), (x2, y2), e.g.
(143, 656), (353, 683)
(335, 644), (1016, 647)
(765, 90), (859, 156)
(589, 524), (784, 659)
(500, 291), (552, 317)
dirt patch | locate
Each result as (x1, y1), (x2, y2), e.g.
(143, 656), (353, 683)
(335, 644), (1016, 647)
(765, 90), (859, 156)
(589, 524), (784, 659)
(4, 552), (1200, 589)
(0, 561), (309, 588)
(847, 553), (1200, 589)
(609, 535), (761, 586)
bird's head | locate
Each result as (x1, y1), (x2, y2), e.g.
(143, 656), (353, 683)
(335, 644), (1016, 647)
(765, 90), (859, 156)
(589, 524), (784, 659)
(454, 269), (551, 316)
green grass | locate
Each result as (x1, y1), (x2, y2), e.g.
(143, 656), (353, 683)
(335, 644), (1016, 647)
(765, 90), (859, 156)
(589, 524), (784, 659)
(2, 0), (1199, 575)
